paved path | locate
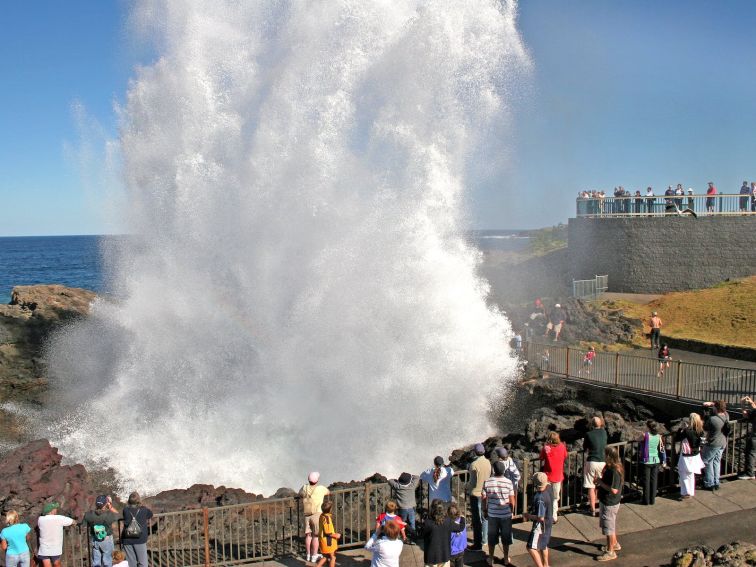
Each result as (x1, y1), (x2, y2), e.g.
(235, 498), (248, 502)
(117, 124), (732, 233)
(619, 344), (756, 371)
(263, 479), (756, 566)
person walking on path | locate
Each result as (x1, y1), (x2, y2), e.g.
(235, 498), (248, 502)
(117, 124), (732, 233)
(539, 431), (567, 523)
(420, 456), (454, 504)
(702, 400), (729, 490)
(737, 396), (756, 480)
(387, 472), (419, 538)
(364, 519), (403, 567)
(657, 344), (671, 377)
(421, 501), (465, 567)
(676, 413), (705, 498)
(466, 443), (492, 551)
(482, 461), (516, 567)
(584, 416), (608, 516)
(545, 304), (566, 342)
(36, 503), (74, 567)
(1, 510), (33, 567)
(594, 447), (624, 562)
(639, 421), (666, 505)
(121, 492), (153, 567)
(301, 472), (330, 563)
(84, 495), (120, 567)
(649, 312), (662, 350)
(524, 472), (553, 567)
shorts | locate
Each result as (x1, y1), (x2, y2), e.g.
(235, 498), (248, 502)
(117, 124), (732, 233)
(599, 503), (620, 535)
(305, 512), (321, 535)
(584, 461), (605, 488)
(37, 556), (62, 564)
(527, 522), (551, 551)
(546, 322), (563, 334)
(487, 515), (512, 547)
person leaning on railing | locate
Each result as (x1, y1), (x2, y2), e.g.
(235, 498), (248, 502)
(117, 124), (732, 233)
(701, 400), (729, 491)
(737, 396), (756, 480)
(675, 413), (705, 499)
(1, 510), (34, 567)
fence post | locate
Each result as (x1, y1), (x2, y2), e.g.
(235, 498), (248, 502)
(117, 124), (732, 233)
(364, 483), (372, 541)
(676, 362), (682, 399)
(614, 352), (620, 386)
(566, 346), (570, 377)
(521, 459), (530, 518)
(203, 507), (211, 567)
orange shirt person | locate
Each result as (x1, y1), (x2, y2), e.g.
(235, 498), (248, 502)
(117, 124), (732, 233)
(316, 501), (340, 567)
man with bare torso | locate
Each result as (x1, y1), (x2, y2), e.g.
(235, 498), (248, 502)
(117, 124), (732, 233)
(649, 312), (662, 350)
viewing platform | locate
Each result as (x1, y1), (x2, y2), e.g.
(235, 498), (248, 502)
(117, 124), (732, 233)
(576, 193), (756, 218)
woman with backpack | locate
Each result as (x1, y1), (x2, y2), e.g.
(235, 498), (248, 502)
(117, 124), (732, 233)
(121, 492), (153, 567)
(676, 413), (705, 499)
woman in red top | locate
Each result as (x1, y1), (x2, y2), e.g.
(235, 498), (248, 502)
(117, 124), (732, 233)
(705, 182), (717, 213)
(539, 431), (567, 523)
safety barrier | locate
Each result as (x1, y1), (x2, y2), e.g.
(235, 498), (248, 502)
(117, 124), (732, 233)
(572, 274), (608, 300)
(61, 416), (751, 566)
(576, 193), (756, 217)
(524, 341), (756, 405)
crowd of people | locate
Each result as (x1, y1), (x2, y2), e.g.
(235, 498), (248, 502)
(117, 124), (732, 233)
(577, 181), (756, 215)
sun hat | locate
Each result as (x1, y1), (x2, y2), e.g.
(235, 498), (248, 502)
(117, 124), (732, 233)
(308, 471), (320, 484)
(42, 502), (60, 515)
(532, 472), (549, 491)
(474, 443), (485, 455)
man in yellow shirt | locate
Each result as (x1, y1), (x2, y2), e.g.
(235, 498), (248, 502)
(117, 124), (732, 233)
(466, 443), (491, 551)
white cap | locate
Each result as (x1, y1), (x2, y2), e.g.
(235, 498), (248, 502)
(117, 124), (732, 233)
(687, 188), (694, 193)
(555, 303), (561, 308)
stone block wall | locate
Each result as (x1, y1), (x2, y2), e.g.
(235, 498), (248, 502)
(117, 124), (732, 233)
(567, 216), (756, 293)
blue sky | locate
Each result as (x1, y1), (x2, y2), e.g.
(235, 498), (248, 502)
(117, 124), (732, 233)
(1, 1), (755, 235)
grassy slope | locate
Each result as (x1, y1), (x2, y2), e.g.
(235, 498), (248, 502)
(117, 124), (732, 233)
(599, 276), (756, 349)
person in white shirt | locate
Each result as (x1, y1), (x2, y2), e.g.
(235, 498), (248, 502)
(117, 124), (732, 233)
(364, 520), (403, 567)
(36, 503), (74, 567)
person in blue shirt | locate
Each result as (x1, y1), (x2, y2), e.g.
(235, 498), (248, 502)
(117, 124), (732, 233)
(524, 473), (553, 567)
(0, 510), (33, 567)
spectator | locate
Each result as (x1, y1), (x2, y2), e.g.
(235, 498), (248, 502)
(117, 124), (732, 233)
(583, 416), (608, 516)
(676, 413), (705, 498)
(539, 431), (567, 523)
(375, 501), (406, 543)
(466, 443), (491, 551)
(84, 495), (119, 567)
(751, 182), (756, 212)
(687, 187), (695, 211)
(737, 396), (756, 480)
(705, 182), (717, 213)
(111, 550), (129, 567)
(121, 492), (153, 567)
(447, 504), (466, 567)
(664, 185), (675, 212)
(545, 304), (566, 342)
(702, 400), (729, 490)
(301, 472), (330, 563)
(594, 446), (624, 562)
(387, 473), (419, 539)
(422, 500), (465, 567)
(645, 186), (655, 214)
(36, 503), (74, 567)
(740, 181), (751, 212)
(657, 344), (671, 378)
(1, 510), (33, 567)
(675, 184), (685, 210)
(639, 420), (665, 505)
(649, 311), (662, 350)
(365, 520), (403, 567)
(634, 190), (643, 214)
(524, 472), (553, 567)
(513, 331), (523, 355)
(540, 349), (550, 372)
(420, 457), (454, 504)
(582, 346), (596, 375)
(316, 501), (340, 567)
(482, 461), (516, 567)
(494, 447), (522, 492)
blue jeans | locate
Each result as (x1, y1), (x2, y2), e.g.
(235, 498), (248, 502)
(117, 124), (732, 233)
(469, 495), (488, 549)
(398, 508), (416, 533)
(6, 552), (31, 567)
(702, 445), (724, 488)
(92, 535), (115, 567)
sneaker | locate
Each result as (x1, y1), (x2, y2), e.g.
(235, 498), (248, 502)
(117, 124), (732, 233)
(597, 551), (617, 561)
(737, 474), (755, 480)
(713, 485), (720, 491)
(600, 544), (622, 552)
(311, 554), (322, 562)
(306, 555), (312, 563)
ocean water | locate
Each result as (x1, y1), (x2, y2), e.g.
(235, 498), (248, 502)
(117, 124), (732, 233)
(0, 235), (105, 304)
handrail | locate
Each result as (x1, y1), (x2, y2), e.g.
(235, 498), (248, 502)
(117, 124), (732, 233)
(576, 193), (756, 218)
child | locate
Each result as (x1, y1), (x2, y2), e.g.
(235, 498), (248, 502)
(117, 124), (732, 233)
(316, 501), (340, 567)
(524, 472), (553, 567)
(657, 344), (671, 377)
(375, 500), (407, 542)
(112, 549), (129, 567)
(583, 346), (596, 375)
(447, 504), (465, 567)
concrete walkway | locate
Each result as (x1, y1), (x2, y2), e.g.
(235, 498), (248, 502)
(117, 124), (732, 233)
(264, 479), (756, 566)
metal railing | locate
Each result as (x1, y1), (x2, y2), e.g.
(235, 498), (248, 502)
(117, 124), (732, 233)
(576, 194), (756, 218)
(524, 340), (756, 405)
(60, 418), (751, 566)
(572, 274), (608, 299)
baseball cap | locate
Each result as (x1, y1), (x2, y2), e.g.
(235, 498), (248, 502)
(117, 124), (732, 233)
(95, 495), (108, 509)
(474, 443), (485, 455)
(433, 456), (444, 466)
(308, 471), (320, 484)
(495, 447), (508, 459)
(43, 502), (60, 515)
(532, 472), (548, 491)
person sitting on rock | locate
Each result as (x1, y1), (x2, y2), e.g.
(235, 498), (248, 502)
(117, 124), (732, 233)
(36, 502), (74, 567)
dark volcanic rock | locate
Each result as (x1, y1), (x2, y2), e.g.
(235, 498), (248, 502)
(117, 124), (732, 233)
(145, 484), (262, 512)
(0, 285), (95, 396)
(671, 541), (756, 567)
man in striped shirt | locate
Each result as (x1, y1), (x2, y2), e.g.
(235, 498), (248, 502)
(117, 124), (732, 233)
(482, 460), (516, 566)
